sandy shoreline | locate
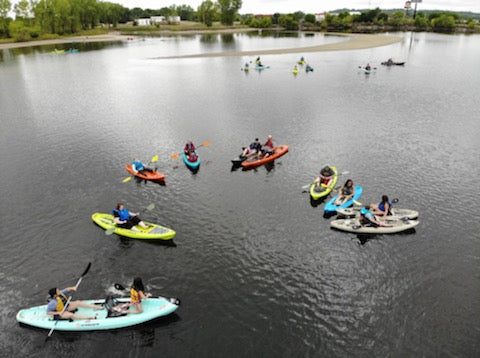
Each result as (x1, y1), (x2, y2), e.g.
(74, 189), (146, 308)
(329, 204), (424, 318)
(0, 31), (402, 56)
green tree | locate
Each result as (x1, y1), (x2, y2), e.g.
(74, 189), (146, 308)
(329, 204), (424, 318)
(271, 12), (280, 25)
(304, 13), (315, 24)
(217, 0), (241, 26)
(278, 14), (298, 30)
(0, 0), (11, 37)
(432, 14), (455, 30)
(9, 19), (30, 40)
(198, 0), (217, 26)
(414, 13), (428, 28)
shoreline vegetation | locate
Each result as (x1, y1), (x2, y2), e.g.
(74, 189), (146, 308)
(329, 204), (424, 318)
(0, 1), (478, 51)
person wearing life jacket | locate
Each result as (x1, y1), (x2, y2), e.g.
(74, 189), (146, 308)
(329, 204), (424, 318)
(46, 287), (102, 320)
(113, 203), (150, 232)
(359, 205), (392, 227)
(314, 166), (335, 191)
(370, 195), (393, 219)
(334, 179), (356, 205)
(242, 138), (262, 158)
(184, 141), (197, 162)
(131, 157), (155, 176)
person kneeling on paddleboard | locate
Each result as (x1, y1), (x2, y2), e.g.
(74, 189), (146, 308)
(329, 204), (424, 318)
(47, 287), (102, 321)
(184, 141), (197, 162)
(113, 203), (150, 232)
(359, 206), (392, 227)
(132, 158), (155, 175)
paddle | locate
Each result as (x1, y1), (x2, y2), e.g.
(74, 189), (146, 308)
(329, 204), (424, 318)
(353, 198), (399, 206)
(358, 66), (377, 70)
(171, 141), (210, 159)
(104, 203), (155, 235)
(46, 262), (92, 340)
(123, 155), (159, 183)
(302, 171), (350, 192)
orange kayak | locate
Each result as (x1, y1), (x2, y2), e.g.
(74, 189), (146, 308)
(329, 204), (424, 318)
(241, 145), (289, 168)
(125, 164), (165, 181)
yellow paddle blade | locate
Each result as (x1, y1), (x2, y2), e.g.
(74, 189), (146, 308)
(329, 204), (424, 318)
(122, 176), (132, 183)
(353, 200), (362, 206)
(202, 140), (211, 147)
(171, 153), (180, 159)
(151, 155), (159, 163)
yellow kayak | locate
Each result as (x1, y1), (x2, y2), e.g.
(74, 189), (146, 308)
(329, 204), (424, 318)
(92, 213), (176, 240)
(309, 166), (338, 200)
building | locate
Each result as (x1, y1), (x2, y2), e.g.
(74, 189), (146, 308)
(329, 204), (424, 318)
(137, 18), (151, 26)
(315, 12), (326, 22)
(151, 16), (165, 23)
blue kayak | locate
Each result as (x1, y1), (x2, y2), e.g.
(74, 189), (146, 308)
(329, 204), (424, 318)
(182, 150), (200, 169)
(324, 186), (363, 213)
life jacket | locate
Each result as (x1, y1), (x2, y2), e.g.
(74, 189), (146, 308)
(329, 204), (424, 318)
(184, 143), (195, 152)
(320, 177), (330, 186)
(132, 161), (144, 171)
(360, 208), (376, 226)
(378, 200), (392, 214)
(113, 208), (130, 221)
(55, 291), (68, 312)
(342, 186), (353, 195)
(130, 287), (141, 304)
(264, 139), (274, 149)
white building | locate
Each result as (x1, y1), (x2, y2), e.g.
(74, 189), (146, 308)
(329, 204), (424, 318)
(315, 13), (326, 22)
(137, 18), (151, 26)
(151, 16), (165, 23)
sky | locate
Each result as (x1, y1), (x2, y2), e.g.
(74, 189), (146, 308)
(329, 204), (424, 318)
(114, 0), (480, 14)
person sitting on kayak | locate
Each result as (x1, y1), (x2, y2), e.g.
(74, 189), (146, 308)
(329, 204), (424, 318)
(359, 206), (392, 227)
(370, 195), (392, 219)
(46, 287), (102, 321)
(131, 158), (155, 176)
(261, 135), (274, 157)
(242, 138), (262, 158)
(305, 64), (314, 72)
(365, 63), (371, 71)
(184, 141), (197, 162)
(314, 166), (335, 190)
(113, 277), (152, 315)
(113, 203), (150, 232)
(244, 62), (249, 70)
(256, 56), (261, 64)
(299, 56), (305, 63)
(334, 179), (355, 205)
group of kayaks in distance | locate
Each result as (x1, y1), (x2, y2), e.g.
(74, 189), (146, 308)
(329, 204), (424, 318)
(244, 55), (403, 75)
(308, 165), (419, 234)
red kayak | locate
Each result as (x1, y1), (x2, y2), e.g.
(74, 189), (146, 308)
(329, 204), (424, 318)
(241, 145), (289, 168)
(125, 164), (165, 181)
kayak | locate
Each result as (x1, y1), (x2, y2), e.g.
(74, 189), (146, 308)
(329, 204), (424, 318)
(16, 297), (179, 331)
(241, 145), (288, 168)
(182, 150), (200, 169)
(324, 186), (363, 213)
(297, 60), (305, 65)
(51, 49), (65, 54)
(330, 217), (419, 234)
(92, 213), (176, 240)
(337, 207), (419, 220)
(309, 166), (338, 200)
(360, 67), (373, 74)
(381, 61), (405, 66)
(255, 65), (270, 70)
(125, 164), (165, 182)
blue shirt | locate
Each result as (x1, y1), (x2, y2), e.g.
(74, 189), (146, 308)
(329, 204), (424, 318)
(46, 289), (68, 312)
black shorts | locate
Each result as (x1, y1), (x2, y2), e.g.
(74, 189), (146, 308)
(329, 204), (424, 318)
(118, 216), (141, 229)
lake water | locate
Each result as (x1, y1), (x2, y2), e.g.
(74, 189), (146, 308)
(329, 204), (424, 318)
(1, 31), (479, 357)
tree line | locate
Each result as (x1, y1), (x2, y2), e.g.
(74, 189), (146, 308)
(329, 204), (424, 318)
(240, 8), (479, 32)
(0, 0), (242, 41)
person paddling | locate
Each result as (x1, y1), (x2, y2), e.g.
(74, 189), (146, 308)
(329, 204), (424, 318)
(184, 141), (197, 162)
(112, 203), (150, 232)
(131, 158), (155, 176)
(46, 287), (102, 321)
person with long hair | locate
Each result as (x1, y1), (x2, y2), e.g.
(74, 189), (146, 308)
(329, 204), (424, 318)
(334, 179), (355, 205)
(371, 195), (392, 219)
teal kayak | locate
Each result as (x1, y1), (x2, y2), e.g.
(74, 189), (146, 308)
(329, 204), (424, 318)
(182, 150), (200, 169)
(16, 297), (179, 331)
(324, 186), (363, 213)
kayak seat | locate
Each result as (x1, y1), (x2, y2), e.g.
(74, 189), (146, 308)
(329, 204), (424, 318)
(104, 295), (128, 318)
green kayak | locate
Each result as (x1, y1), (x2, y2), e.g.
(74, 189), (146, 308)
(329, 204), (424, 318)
(309, 166), (338, 200)
(92, 213), (176, 240)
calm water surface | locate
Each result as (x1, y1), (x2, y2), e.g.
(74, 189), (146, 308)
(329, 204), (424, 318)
(1, 32), (479, 357)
